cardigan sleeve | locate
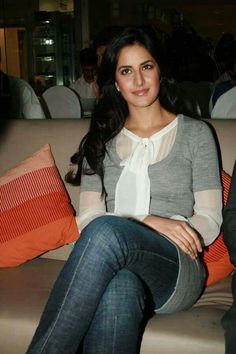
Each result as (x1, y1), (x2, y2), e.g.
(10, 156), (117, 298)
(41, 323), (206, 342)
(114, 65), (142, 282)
(188, 121), (222, 245)
(76, 190), (106, 231)
(171, 189), (222, 247)
(172, 121), (223, 246)
(187, 189), (222, 246)
(191, 121), (222, 193)
(76, 165), (106, 231)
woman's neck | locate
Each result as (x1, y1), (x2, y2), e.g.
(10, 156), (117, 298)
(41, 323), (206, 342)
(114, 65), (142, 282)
(124, 105), (176, 138)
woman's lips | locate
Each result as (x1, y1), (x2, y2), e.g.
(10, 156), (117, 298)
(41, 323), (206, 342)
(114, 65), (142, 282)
(132, 89), (149, 96)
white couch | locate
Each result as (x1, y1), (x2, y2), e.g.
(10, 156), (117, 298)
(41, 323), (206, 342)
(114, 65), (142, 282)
(0, 118), (235, 354)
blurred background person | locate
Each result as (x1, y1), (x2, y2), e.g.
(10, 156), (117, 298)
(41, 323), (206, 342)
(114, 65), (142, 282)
(93, 26), (123, 67)
(0, 47), (11, 118)
(70, 47), (98, 116)
(210, 46), (236, 118)
(70, 47), (98, 99)
(214, 33), (236, 78)
(0, 47), (45, 119)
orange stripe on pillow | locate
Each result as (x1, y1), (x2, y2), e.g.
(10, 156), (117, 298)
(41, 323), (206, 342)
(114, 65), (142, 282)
(0, 216), (78, 267)
(1, 167), (66, 212)
(222, 170), (231, 204)
(1, 191), (75, 243)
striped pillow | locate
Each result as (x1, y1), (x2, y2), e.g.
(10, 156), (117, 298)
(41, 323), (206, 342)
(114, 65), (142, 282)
(0, 144), (79, 267)
(203, 170), (234, 285)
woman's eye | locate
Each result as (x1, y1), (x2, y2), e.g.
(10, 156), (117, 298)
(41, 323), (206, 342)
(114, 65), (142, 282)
(143, 64), (153, 70)
(120, 68), (131, 75)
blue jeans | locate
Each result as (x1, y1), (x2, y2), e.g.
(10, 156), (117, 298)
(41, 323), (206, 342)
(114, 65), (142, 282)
(83, 268), (147, 354)
(26, 215), (188, 353)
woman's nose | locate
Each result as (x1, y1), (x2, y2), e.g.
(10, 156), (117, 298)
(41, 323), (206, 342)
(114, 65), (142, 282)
(134, 70), (144, 86)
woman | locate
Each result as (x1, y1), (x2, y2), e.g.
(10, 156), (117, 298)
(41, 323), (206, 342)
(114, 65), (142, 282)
(27, 26), (222, 354)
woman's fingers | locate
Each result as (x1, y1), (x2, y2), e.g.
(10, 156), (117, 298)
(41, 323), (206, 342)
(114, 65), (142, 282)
(166, 232), (197, 259)
(166, 223), (202, 259)
(184, 223), (203, 252)
(143, 216), (202, 259)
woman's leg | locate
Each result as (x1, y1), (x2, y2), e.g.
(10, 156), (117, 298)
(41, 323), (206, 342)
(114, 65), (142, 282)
(83, 269), (147, 354)
(26, 215), (201, 354)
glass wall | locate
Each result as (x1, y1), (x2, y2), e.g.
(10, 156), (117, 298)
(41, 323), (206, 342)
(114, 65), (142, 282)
(0, 0), (76, 93)
(27, 11), (75, 94)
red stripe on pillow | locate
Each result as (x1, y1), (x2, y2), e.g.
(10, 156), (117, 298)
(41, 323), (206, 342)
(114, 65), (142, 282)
(203, 234), (228, 262)
(1, 167), (65, 212)
(1, 191), (75, 243)
(222, 170), (231, 204)
(203, 170), (231, 263)
(202, 169), (234, 285)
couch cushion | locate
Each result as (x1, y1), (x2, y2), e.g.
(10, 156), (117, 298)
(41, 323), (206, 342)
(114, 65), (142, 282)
(141, 307), (226, 354)
(0, 144), (79, 267)
(0, 258), (64, 354)
(141, 276), (233, 354)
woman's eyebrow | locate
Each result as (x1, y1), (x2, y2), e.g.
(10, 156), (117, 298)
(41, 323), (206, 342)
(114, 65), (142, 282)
(140, 59), (155, 65)
(117, 60), (155, 70)
(117, 65), (132, 71)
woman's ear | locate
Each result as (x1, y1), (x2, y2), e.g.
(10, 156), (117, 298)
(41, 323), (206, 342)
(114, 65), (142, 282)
(115, 82), (120, 91)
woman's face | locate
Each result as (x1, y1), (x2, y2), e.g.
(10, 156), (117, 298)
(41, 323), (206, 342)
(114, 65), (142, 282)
(115, 43), (160, 109)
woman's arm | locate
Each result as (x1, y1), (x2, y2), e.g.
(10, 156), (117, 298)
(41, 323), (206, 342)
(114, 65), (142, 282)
(187, 189), (222, 246)
(77, 191), (106, 231)
(142, 189), (222, 258)
(143, 121), (222, 259)
(76, 167), (106, 231)
(189, 121), (223, 244)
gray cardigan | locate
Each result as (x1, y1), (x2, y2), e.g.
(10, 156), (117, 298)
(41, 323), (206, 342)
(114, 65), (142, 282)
(81, 115), (221, 220)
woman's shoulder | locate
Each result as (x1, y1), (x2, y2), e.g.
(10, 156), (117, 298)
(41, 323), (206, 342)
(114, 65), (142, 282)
(180, 115), (211, 132)
(180, 115), (216, 144)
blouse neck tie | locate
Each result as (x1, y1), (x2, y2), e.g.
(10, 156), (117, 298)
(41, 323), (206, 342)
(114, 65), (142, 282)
(114, 118), (178, 217)
(115, 137), (155, 216)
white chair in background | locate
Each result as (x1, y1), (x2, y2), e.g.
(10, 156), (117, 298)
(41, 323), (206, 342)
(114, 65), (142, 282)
(41, 86), (82, 118)
(8, 76), (46, 119)
(211, 86), (236, 119)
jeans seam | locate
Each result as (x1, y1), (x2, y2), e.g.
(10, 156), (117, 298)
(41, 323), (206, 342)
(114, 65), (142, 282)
(129, 249), (178, 265)
(112, 315), (117, 354)
(40, 238), (92, 353)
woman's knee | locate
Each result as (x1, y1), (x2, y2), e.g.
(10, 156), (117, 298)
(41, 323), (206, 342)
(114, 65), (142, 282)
(84, 215), (125, 233)
(79, 215), (127, 247)
(99, 269), (146, 313)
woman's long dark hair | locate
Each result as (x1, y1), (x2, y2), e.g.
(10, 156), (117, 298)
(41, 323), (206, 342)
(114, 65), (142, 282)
(65, 25), (190, 190)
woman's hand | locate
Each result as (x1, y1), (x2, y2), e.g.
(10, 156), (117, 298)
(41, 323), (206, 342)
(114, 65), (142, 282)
(143, 215), (202, 259)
